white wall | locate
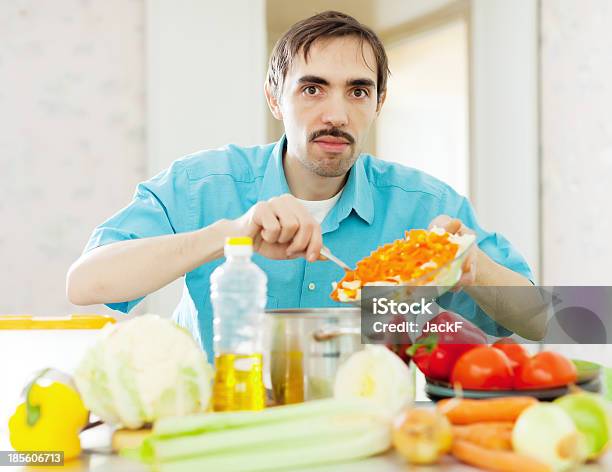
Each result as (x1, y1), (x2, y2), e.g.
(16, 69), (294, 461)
(145, 0), (268, 315)
(0, 0), (146, 315)
(541, 0), (612, 284)
(470, 0), (540, 280)
(0, 0), (269, 316)
(377, 20), (469, 196)
(146, 0), (267, 175)
(539, 1), (612, 366)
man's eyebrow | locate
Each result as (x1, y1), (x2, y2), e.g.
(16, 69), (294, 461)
(296, 76), (376, 88)
(347, 78), (376, 88)
(297, 75), (329, 86)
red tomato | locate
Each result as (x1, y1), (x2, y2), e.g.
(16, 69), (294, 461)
(492, 339), (530, 371)
(450, 346), (514, 390)
(514, 351), (577, 389)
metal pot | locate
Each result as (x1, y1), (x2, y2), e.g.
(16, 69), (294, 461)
(264, 308), (362, 405)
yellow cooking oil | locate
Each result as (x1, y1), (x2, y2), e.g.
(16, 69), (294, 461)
(273, 350), (304, 404)
(213, 352), (265, 411)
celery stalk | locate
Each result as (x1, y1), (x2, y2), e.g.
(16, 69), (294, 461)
(153, 397), (378, 436)
(132, 398), (392, 470)
(155, 421), (391, 472)
(147, 411), (387, 462)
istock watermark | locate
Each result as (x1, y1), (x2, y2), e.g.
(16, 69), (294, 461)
(371, 297), (435, 316)
(360, 286), (612, 345)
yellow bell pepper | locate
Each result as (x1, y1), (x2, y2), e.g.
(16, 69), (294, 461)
(9, 371), (89, 460)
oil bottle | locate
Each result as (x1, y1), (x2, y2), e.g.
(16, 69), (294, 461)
(210, 237), (266, 411)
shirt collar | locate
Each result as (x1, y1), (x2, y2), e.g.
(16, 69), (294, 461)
(258, 135), (374, 231)
(258, 136), (291, 201)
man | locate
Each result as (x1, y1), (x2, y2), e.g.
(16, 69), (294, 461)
(67, 11), (538, 360)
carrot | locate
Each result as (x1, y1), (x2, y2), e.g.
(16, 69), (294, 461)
(452, 422), (514, 450)
(330, 229), (459, 301)
(452, 439), (552, 472)
(438, 397), (538, 425)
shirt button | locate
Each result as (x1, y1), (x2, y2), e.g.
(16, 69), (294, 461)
(308, 282), (316, 291)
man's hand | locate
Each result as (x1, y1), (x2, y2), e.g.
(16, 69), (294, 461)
(427, 217), (542, 340)
(428, 215), (478, 291)
(230, 194), (323, 262)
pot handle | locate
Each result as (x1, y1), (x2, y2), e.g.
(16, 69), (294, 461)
(312, 326), (361, 342)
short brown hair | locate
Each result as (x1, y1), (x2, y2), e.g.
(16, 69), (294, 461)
(267, 11), (390, 103)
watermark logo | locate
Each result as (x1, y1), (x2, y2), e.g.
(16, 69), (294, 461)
(360, 286), (612, 345)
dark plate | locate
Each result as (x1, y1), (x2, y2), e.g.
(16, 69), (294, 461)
(425, 359), (602, 402)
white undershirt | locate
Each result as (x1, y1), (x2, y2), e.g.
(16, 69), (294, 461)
(295, 190), (343, 224)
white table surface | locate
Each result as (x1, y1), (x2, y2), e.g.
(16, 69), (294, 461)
(0, 422), (478, 471)
(2, 417), (610, 472)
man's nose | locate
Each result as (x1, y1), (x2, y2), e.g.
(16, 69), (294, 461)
(320, 94), (349, 128)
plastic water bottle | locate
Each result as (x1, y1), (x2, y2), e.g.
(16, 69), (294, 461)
(210, 236), (267, 411)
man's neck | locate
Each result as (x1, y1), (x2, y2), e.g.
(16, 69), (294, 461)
(283, 152), (347, 201)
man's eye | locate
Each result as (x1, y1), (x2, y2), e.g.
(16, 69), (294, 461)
(352, 88), (369, 98)
(303, 86), (320, 96)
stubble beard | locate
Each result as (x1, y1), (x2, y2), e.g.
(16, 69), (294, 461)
(299, 146), (357, 178)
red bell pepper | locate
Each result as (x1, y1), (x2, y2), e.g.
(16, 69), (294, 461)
(407, 311), (487, 381)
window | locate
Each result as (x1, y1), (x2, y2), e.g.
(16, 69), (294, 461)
(376, 19), (469, 196)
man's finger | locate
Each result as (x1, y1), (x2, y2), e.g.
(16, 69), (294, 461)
(286, 219), (313, 255)
(280, 197), (320, 257)
(256, 205), (282, 242)
(428, 214), (452, 229)
(462, 251), (474, 271)
(444, 218), (462, 234)
(305, 225), (323, 262)
(273, 204), (300, 244)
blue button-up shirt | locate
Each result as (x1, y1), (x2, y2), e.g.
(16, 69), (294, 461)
(84, 136), (532, 360)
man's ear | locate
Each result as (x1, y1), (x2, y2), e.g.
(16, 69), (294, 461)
(375, 90), (387, 115)
(264, 83), (283, 120)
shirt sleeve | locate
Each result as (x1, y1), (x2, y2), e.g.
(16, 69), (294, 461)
(436, 193), (534, 337)
(82, 161), (191, 313)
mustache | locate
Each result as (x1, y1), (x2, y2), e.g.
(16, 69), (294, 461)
(309, 128), (355, 145)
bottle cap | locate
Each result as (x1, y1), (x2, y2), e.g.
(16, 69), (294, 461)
(224, 237), (253, 256)
(226, 237), (253, 246)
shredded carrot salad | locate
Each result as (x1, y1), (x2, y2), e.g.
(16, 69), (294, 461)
(330, 229), (460, 301)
